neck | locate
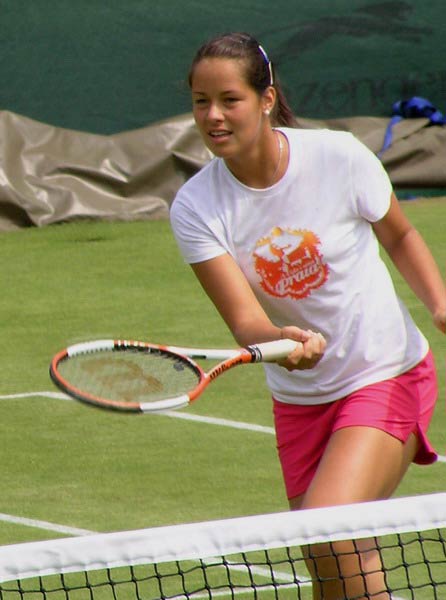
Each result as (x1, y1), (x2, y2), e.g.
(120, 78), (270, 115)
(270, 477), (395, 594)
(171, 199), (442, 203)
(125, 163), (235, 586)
(225, 129), (286, 189)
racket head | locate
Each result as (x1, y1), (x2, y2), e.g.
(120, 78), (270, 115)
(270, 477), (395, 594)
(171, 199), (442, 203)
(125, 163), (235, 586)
(49, 340), (205, 413)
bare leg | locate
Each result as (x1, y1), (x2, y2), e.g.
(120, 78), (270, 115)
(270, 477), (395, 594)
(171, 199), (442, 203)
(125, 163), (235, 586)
(289, 426), (419, 600)
(302, 537), (389, 600)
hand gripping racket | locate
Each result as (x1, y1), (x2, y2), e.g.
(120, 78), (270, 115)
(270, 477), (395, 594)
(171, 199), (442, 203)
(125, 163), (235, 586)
(49, 338), (297, 413)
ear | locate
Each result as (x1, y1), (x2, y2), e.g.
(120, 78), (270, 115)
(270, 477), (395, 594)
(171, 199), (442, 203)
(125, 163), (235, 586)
(262, 86), (277, 116)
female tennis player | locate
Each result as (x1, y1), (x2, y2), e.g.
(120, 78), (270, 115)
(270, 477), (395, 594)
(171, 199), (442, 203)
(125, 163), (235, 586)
(169, 32), (446, 599)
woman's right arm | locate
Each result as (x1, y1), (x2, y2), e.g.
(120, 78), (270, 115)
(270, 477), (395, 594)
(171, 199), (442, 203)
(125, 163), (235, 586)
(191, 253), (326, 369)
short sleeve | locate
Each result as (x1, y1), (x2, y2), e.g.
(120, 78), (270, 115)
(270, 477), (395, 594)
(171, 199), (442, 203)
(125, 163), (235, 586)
(170, 192), (228, 264)
(349, 136), (393, 222)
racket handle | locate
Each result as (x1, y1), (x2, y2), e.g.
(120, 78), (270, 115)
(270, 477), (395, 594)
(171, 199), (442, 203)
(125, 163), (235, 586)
(249, 338), (298, 362)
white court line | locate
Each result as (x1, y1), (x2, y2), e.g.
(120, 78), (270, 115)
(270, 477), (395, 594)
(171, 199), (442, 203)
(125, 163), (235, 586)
(161, 409), (275, 434)
(0, 391), (68, 401)
(1, 391), (446, 462)
(0, 513), (95, 536)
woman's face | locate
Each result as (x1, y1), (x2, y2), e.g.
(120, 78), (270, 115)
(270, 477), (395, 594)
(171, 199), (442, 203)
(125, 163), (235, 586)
(190, 57), (272, 161)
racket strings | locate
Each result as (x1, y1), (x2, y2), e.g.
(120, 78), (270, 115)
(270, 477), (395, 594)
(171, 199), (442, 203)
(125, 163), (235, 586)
(57, 349), (201, 404)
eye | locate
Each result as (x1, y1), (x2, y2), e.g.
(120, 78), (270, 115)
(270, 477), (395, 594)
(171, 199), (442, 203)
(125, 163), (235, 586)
(192, 96), (208, 107)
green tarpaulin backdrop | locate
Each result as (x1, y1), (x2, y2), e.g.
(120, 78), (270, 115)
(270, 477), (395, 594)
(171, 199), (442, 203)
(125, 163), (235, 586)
(1, 0), (445, 134)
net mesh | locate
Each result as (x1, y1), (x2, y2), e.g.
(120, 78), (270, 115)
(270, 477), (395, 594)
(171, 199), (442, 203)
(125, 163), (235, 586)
(0, 493), (445, 600)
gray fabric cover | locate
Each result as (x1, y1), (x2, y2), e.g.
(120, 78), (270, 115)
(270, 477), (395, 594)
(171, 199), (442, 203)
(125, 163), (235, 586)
(0, 110), (444, 231)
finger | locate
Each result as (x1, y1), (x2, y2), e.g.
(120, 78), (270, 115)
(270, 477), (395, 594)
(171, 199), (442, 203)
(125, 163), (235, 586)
(280, 327), (312, 342)
(277, 342), (304, 369)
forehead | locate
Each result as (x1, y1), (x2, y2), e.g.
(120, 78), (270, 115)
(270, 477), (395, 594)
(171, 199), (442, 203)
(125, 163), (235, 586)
(191, 57), (249, 91)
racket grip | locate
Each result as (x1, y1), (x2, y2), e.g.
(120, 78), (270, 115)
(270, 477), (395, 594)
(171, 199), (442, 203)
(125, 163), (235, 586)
(250, 338), (298, 362)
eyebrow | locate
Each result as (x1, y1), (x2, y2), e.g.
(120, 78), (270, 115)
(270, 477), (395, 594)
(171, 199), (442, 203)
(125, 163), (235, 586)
(191, 89), (241, 95)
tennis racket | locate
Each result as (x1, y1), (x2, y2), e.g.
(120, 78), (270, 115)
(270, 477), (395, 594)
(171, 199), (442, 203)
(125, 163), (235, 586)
(49, 338), (297, 413)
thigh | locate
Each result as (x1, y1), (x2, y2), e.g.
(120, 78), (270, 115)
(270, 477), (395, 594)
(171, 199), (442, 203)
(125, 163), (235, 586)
(293, 426), (419, 510)
(274, 399), (338, 500)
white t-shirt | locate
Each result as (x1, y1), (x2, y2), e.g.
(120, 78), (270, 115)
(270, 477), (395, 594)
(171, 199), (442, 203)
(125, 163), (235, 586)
(170, 128), (429, 405)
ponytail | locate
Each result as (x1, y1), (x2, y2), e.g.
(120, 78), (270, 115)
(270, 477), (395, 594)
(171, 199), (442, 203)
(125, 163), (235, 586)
(271, 77), (298, 128)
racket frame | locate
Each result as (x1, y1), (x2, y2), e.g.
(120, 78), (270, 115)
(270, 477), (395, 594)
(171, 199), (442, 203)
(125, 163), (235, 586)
(50, 338), (296, 413)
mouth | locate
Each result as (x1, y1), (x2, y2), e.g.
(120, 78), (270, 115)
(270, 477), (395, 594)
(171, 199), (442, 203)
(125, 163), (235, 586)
(208, 130), (232, 142)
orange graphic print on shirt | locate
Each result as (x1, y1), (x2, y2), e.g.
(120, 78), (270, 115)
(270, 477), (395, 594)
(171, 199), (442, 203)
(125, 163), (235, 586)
(253, 227), (329, 299)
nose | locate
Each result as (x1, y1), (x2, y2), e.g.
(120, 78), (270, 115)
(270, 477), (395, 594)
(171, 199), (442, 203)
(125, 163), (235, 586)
(206, 101), (224, 122)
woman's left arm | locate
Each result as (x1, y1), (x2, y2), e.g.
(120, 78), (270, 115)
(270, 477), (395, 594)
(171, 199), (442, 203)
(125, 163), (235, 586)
(372, 193), (446, 334)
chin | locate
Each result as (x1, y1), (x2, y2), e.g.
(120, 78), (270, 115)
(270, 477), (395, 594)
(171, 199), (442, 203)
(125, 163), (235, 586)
(207, 146), (233, 160)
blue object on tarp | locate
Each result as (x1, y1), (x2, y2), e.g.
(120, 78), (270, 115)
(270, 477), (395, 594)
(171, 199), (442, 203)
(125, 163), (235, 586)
(378, 96), (446, 158)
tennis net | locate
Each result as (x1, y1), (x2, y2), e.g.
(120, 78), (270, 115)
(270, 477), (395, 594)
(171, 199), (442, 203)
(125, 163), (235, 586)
(0, 493), (445, 600)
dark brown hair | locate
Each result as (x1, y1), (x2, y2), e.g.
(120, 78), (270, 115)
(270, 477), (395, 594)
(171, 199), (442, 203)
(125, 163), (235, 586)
(188, 32), (297, 127)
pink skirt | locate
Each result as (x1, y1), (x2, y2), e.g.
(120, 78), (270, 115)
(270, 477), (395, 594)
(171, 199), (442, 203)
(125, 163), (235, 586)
(273, 351), (438, 499)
